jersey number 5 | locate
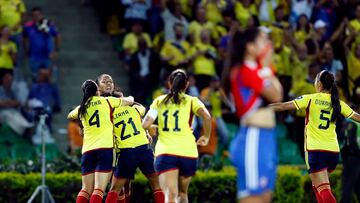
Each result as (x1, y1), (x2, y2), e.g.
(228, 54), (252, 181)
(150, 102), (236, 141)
(89, 110), (100, 127)
(318, 110), (330, 130)
(115, 118), (141, 140)
(162, 110), (181, 132)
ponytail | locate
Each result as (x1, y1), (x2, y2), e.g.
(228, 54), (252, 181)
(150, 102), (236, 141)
(78, 80), (98, 119)
(163, 69), (188, 105)
(319, 71), (341, 122)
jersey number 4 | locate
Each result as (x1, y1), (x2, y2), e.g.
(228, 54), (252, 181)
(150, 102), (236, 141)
(115, 118), (141, 140)
(162, 110), (181, 132)
(89, 110), (100, 127)
(318, 110), (330, 130)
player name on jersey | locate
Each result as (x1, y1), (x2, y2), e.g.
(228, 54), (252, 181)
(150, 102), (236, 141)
(114, 110), (130, 119)
(87, 100), (102, 108)
(315, 99), (331, 107)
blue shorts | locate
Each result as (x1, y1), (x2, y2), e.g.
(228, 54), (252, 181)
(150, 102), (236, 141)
(155, 154), (197, 177)
(114, 144), (156, 179)
(230, 126), (277, 199)
(305, 151), (339, 173)
(81, 148), (114, 175)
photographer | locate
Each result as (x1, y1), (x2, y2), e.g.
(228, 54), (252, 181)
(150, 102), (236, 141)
(23, 7), (61, 79)
(189, 29), (218, 91)
(340, 105), (360, 203)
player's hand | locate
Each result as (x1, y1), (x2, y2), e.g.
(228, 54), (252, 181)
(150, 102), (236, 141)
(148, 124), (158, 136)
(146, 132), (153, 144)
(196, 136), (209, 146)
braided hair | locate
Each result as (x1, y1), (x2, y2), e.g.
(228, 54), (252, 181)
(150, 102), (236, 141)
(162, 69), (188, 105)
(319, 70), (341, 122)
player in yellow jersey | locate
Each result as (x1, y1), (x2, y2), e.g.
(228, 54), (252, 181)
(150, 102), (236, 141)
(142, 69), (212, 203)
(67, 80), (134, 203)
(270, 70), (360, 203)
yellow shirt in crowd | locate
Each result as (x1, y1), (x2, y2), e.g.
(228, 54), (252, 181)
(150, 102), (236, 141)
(123, 32), (152, 55)
(234, 1), (257, 28)
(200, 0), (227, 24)
(160, 40), (190, 67)
(0, 0), (26, 34)
(189, 43), (217, 76)
(0, 41), (17, 69)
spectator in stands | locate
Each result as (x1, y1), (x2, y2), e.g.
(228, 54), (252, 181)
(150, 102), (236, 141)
(160, 23), (190, 78)
(0, 0), (26, 49)
(258, 0), (278, 24)
(123, 22), (152, 60)
(67, 118), (82, 155)
(289, 0), (314, 26)
(27, 68), (61, 129)
(344, 31), (360, 99)
(200, 76), (233, 164)
(189, 29), (218, 91)
(340, 104), (360, 203)
(0, 73), (32, 135)
(129, 37), (161, 105)
(121, 0), (151, 31)
(320, 42), (343, 80)
(349, 4), (360, 42)
(188, 6), (215, 43)
(234, 0), (258, 28)
(0, 26), (17, 79)
(200, 0), (228, 25)
(23, 7), (60, 78)
(312, 0), (339, 37)
(294, 14), (311, 44)
(160, 0), (189, 41)
(306, 19), (328, 54)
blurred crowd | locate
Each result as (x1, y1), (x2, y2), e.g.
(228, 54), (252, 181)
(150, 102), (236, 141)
(88, 0), (360, 165)
(0, 0), (61, 141)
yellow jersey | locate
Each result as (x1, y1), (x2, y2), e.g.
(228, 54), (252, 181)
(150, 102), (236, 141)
(0, 41), (17, 69)
(0, 0), (25, 34)
(149, 93), (206, 158)
(160, 40), (190, 67)
(188, 21), (215, 43)
(200, 0), (227, 24)
(68, 96), (122, 154)
(113, 104), (149, 149)
(189, 43), (217, 76)
(123, 32), (152, 54)
(293, 93), (354, 152)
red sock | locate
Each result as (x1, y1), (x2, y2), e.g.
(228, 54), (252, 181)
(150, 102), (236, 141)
(90, 188), (104, 203)
(105, 191), (119, 203)
(312, 185), (322, 203)
(153, 189), (165, 203)
(76, 190), (90, 203)
(320, 189), (336, 203)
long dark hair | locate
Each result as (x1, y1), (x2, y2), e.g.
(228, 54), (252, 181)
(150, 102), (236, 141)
(319, 70), (341, 122)
(162, 69), (188, 105)
(78, 80), (98, 119)
(230, 28), (261, 67)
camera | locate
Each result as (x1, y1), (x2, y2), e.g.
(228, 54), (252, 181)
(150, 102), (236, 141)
(37, 18), (50, 33)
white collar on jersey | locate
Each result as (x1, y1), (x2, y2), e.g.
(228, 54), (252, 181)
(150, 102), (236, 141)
(244, 60), (257, 70)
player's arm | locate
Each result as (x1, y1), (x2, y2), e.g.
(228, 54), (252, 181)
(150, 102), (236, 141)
(349, 112), (360, 123)
(67, 106), (80, 121)
(142, 109), (157, 130)
(120, 96), (134, 106)
(196, 107), (211, 146)
(269, 101), (297, 112)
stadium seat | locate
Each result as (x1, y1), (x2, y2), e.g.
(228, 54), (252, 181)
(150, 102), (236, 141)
(278, 138), (304, 165)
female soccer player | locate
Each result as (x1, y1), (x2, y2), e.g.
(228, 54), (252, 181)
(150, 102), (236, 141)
(105, 89), (165, 203)
(142, 69), (212, 203)
(270, 70), (360, 203)
(226, 28), (283, 203)
(68, 80), (134, 203)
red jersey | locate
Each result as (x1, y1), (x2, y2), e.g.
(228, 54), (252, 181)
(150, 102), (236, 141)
(230, 60), (272, 119)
